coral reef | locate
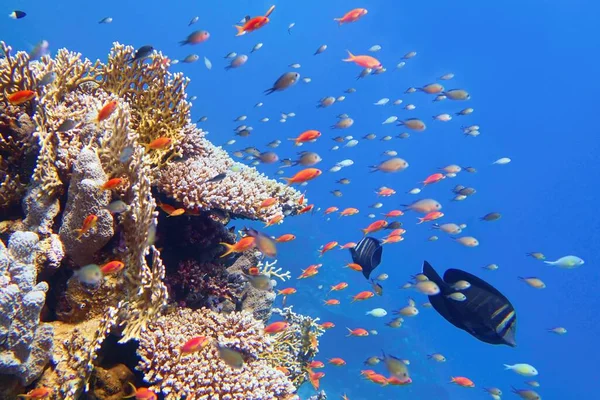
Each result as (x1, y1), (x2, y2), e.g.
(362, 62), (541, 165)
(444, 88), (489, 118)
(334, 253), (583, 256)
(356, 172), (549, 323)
(137, 307), (296, 400)
(262, 307), (325, 387)
(0, 232), (54, 386)
(58, 148), (113, 266)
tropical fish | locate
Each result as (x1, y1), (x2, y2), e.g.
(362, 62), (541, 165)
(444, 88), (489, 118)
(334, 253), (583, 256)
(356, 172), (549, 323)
(334, 8), (368, 25)
(234, 5), (275, 36)
(264, 72), (300, 95)
(422, 261), (517, 347)
(350, 236), (383, 280)
(544, 255), (584, 268)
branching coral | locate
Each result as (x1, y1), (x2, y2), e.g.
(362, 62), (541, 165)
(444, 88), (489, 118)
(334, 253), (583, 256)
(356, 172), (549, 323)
(159, 127), (304, 222)
(262, 307), (325, 387)
(0, 232), (54, 386)
(257, 258), (291, 282)
(137, 307), (296, 400)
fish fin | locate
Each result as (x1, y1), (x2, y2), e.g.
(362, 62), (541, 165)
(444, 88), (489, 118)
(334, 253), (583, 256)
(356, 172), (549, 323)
(123, 382), (138, 398)
(417, 218), (424, 224)
(179, 40), (188, 46)
(279, 177), (291, 186)
(234, 25), (246, 36)
(219, 242), (235, 258)
(264, 87), (275, 95)
(264, 5), (275, 17)
(543, 260), (554, 265)
(503, 364), (512, 370)
(342, 50), (355, 62)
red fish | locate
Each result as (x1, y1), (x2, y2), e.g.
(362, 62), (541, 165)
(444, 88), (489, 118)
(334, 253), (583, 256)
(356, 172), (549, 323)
(75, 214), (98, 240)
(344, 263), (362, 272)
(100, 261), (125, 275)
(383, 210), (404, 218)
(417, 211), (444, 224)
(367, 373), (388, 386)
(8, 90), (35, 105)
(346, 328), (369, 337)
(450, 376), (475, 387)
(275, 234), (296, 243)
(324, 206), (339, 215)
(329, 282), (348, 294)
(259, 197), (278, 208)
(158, 202), (185, 217)
(265, 321), (289, 334)
(290, 129), (321, 145)
(124, 383), (157, 400)
(387, 376), (412, 385)
(340, 207), (359, 217)
(234, 5), (275, 36)
(382, 235), (404, 244)
(143, 137), (172, 151)
(96, 100), (118, 123)
(180, 336), (210, 354)
(334, 8), (368, 25)
(342, 50), (382, 69)
(388, 228), (406, 236)
(17, 387), (52, 399)
(324, 299), (340, 306)
(309, 360), (325, 369)
(277, 287), (297, 295)
(377, 187), (396, 197)
(281, 168), (322, 186)
(298, 264), (321, 279)
(298, 204), (315, 215)
(319, 241), (338, 257)
(328, 358), (346, 366)
(352, 291), (374, 303)
(100, 177), (124, 190)
(339, 242), (357, 249)
(219, 236), (256, 257)
(362, 220), (388, 235)
(422, 173), (446, 186)
(320, 321), (335, 329)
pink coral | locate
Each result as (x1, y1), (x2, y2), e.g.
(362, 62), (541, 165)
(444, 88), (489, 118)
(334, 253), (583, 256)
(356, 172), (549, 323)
(137, 308), (296, 400)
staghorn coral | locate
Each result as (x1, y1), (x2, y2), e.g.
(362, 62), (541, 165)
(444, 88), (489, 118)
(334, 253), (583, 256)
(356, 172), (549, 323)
(137, 307), (296, 400)
(58, 148), (114, 266)
(0, 232), (54, 386)
(159, 127), (304, 222)
(262, 307), (325, 387)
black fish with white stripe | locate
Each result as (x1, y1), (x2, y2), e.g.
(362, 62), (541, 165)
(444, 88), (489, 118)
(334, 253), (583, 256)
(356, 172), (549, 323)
(422, 260), (517, 347)
(350, 236), (383, 280)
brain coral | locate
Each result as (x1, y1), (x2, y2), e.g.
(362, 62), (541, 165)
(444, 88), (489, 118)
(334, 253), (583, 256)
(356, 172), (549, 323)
(137, 308), (296, 400)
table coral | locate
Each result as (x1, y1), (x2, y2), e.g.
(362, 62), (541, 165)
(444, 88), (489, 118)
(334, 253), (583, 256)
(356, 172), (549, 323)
(0, 231), (54, 386)
(137, 308), (296, 400)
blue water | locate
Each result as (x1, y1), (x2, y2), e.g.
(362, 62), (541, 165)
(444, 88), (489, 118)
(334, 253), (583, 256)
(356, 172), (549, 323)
(4, 0), (600, 399)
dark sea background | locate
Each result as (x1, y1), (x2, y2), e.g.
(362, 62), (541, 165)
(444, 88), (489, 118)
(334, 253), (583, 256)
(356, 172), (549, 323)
(3, 0), (600, 399)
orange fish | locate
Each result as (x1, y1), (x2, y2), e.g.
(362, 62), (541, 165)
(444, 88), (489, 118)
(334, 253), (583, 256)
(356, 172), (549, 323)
(324, 206), (339, 215)
(388, 229), (406, 236)
(259, 197), (277, 208)
(219, 236), (256, 257)
(377, 187), (396, 197)
(328, 357), (346, 366)
(298, 264), (321, 279)
(342, 50), (382, 69)
(362, 220), (388, 235)
(282, 168), (322, 186)
(265, 321), (289, 334)
(124, 383), (158, 400)
(158, 202), (185, 217)
(417, 211), (444, 224)
(180, 336), (210, 354)
(100, 177), (124, 190)
(17, 387), (52, 399)
(352, 291), (374, 302)
(298, 204), (315, 215)
(143, 137), (172, 151)
(264, 214), (283, 227)
(346, 327), (369, 337)
(96, 100), (118, 123)
(334, 8), (368, 25)
(422, 173), (446, 186)
(290, 129), (321, 146)
(75, 214), (98, 240)
(309, 360), (325, 369)
(324, 299), (340, 306)
(308, 369), (323, 390)
(329, 282), (348, 294)
(298, 191), (306, 205)
(383, 210), (404, 218)
(275, 234), (296, 243)
(248, 267), (260, 276)
(320, 321), (335, 329)
(382, 235), (404, 244)
(319, 241), (338, 256)
(234, 5), (275, 36)
(340, 207), (359, 217)
(367, 373), (389, 386)
(387, 376), (412, 385)
(361, 369), (376, 377)
(100, 261), (125, 275)
(450, 376), (475, 387)
(339, 242), (357, 249)
(276, 366), (290, 375)
(8, 90), (36, 105)
(344, 263), (363, 272)
(277, 287), (297, 295)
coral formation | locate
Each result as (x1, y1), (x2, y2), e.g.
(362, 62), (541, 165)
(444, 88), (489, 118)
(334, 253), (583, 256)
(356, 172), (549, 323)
(0, 232), (54, 386)
(262, 307), (325, 387)
(58, 148), (114, 266)
(137, 307), (296, 400)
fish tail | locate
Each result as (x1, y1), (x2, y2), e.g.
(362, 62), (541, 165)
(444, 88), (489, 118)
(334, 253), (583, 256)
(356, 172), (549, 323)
(342, 50), (355, 62)
(361, 228), (368, 235)
(417, 218), (424, 224)
(265, 5), (276, 18)
(179, 40), (188, 46)
(543, 260), (554, 265)
(74, 229), (83, 240)
(503, 364), (512, 370)
(264, 87), (275, 95)
(219, 242), (235, 257)
(334, 18), (342, 26)
(279, 177), (292, 186)
(345, 327), (353, 336)
(234, 25), (246, 36)
(449, 377), (455, 384)
(123, 382), (138, 398)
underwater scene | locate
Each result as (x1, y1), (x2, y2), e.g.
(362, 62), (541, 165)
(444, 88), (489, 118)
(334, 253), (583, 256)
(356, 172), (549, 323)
(1, 0), (598, 399)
